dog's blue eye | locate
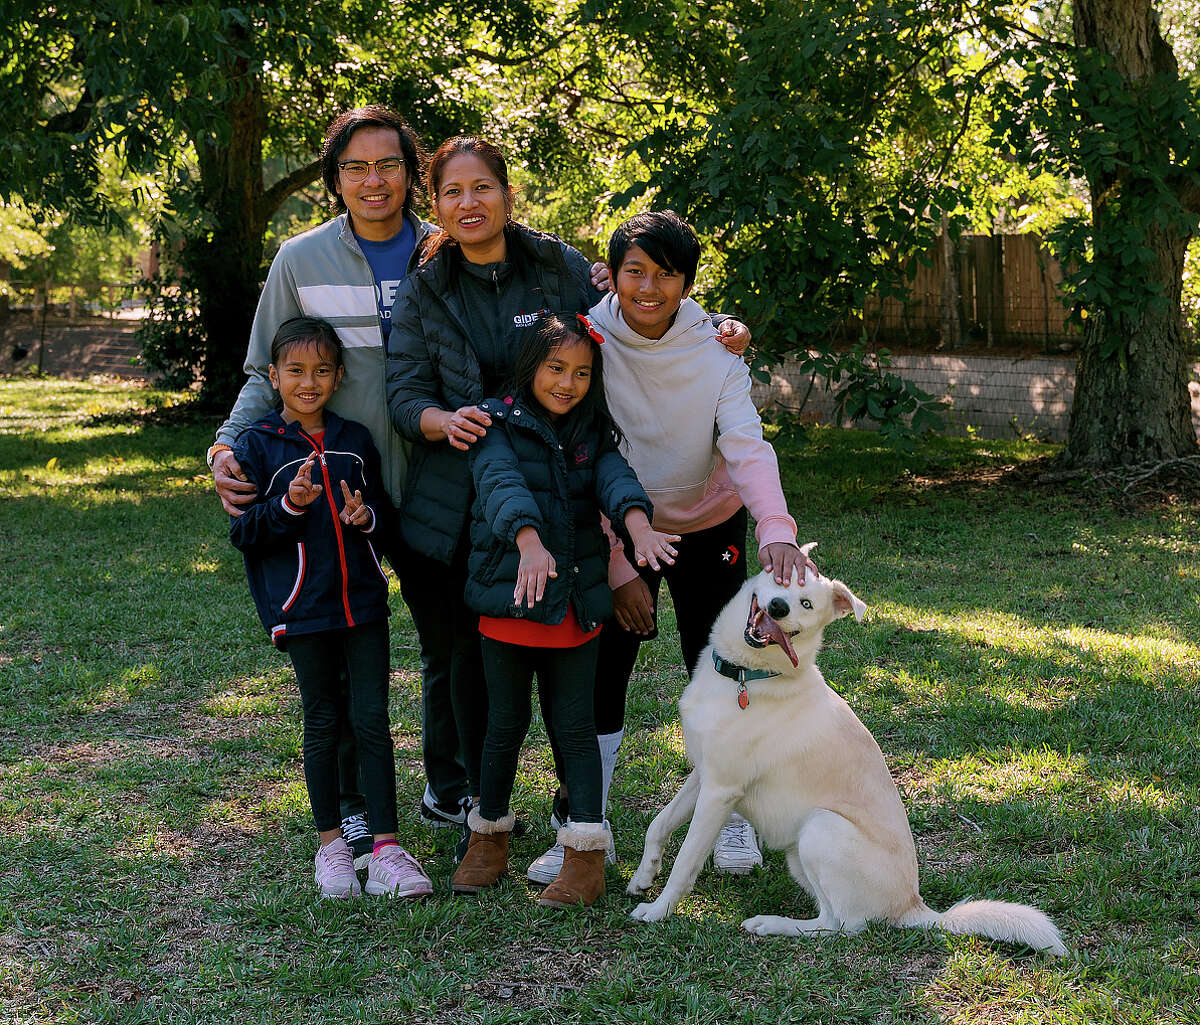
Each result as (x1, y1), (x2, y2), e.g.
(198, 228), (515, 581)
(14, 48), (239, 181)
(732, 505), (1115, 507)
(800, 599), (812, 609)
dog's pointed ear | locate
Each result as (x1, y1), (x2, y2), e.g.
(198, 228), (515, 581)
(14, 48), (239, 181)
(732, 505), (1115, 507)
(830, 579), (866, 623)
(800, 541), (818, 560)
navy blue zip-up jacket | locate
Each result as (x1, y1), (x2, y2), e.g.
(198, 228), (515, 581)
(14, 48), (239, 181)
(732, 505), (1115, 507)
(230, 410), (390, 648)
(465, 396), (652, 631)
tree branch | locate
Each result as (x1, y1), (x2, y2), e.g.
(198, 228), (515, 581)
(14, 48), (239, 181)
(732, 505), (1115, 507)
(260, 159), (323, 222)
(463, 32), (573, 68)
(45, 85), (97, 135)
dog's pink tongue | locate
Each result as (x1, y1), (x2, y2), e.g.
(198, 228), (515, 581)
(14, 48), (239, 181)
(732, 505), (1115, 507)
(762, 616), (799, 667)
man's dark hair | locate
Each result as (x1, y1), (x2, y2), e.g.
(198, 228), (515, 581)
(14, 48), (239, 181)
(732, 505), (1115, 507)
(321, 106), (425, 216)
(607, 210), (702, 288)
(270, 316), (344, 367)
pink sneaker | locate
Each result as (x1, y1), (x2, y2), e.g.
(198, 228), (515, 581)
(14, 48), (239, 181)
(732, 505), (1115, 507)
(314, 837), (362, 899)
(365, 844), (433, 897)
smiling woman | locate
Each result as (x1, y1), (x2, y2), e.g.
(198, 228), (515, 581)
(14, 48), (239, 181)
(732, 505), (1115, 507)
(384, 136), (609, 825)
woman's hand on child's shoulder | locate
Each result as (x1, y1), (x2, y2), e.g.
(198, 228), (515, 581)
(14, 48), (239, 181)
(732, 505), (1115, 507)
(443, 405), (491, 450)
(590, 261), (612, 293)
(288, 453), (323, 508)
(514, 526), (556, 608)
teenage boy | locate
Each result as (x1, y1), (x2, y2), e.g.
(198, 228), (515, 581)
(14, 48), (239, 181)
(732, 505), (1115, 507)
(526, 211), (815, 883)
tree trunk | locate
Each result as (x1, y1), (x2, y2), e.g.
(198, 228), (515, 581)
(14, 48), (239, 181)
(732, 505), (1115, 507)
(938, 211), (962, 349)
(188, 56), (270, 409)
(180, 42), (321, 408)
(1063, 0), (1199, 467)
(1067, 225), (1195, 464)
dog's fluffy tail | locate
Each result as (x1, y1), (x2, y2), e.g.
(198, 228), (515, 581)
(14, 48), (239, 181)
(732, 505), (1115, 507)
(896, 898), (1067, 956)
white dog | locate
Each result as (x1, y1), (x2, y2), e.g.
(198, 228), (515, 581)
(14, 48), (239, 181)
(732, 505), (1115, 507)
(627, 553), (1066, 955)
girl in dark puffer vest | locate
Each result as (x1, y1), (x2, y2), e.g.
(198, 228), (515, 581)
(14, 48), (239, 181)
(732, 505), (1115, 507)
(450, 314), (679, 907)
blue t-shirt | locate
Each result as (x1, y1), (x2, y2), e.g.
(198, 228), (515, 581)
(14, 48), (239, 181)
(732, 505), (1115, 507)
(356, 220), (416, 342)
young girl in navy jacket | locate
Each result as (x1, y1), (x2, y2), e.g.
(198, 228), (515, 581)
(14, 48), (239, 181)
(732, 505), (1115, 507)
(230, 316), (431, 900)
(450, 313), (679, 907)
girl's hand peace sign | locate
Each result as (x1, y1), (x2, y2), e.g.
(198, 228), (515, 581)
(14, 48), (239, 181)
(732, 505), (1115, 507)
(288, 453), (323, 508)
(338, 480), (372, 528)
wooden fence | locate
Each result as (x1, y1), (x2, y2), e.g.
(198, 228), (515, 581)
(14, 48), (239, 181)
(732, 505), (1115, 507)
(864, 233), (1079, 351)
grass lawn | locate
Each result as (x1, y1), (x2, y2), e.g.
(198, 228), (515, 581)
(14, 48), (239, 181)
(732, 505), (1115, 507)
(1, 377), (1197, 1024)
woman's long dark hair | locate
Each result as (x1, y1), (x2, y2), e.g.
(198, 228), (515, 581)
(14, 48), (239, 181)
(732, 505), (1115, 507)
(504, 313), (623, 455)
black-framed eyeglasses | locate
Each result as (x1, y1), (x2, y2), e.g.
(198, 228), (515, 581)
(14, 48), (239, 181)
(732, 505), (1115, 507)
(338, 158), (405, 182)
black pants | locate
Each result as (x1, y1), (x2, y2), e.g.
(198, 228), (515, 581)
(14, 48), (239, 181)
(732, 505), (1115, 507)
(479, 636), (602, 823)
(393, 537), (487, 802)
(594, 508), (749, 734)
(336, 715), (364, 821)
(288, 620), (397, 834)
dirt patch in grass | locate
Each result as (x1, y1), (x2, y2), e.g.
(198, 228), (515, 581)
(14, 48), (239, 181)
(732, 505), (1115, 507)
(896, 457), (1056, 497)
(897, 454), (1200, 510)
(450, 938), (617, 1011)
(914, 829), (982, 872)
(28, 737), (211, 767)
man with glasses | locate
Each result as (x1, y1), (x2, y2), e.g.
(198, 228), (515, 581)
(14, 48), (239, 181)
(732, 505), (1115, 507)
(206, 106), (459, 865)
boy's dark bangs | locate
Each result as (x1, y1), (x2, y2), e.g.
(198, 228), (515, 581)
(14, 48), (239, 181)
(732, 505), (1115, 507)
(278, 336), (341, 365)
(627, 232), (681, 276)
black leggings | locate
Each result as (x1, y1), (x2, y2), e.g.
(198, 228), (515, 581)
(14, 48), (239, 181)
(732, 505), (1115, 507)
(288, 620), (397, 834)
(393, 538), (487, 803)
(479, 636), (602, 823)
(594, 508), (748, 734)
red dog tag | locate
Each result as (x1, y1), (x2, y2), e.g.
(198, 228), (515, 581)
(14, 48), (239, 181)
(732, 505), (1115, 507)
(737, 682), (749, 709)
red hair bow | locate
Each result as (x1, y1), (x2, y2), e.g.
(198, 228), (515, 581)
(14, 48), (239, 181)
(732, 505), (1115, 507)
(576, 313), (605, 346)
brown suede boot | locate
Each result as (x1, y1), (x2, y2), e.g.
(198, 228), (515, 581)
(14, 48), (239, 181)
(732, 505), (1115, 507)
(538, 821), (608, 907)
(451, 809), (515, 894)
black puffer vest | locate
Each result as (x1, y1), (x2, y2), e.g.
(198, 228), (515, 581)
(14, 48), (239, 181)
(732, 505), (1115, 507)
(386, 223), (600, 563)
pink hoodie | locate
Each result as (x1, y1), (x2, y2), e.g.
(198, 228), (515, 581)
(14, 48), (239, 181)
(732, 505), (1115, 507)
(589, 293), (797, 587)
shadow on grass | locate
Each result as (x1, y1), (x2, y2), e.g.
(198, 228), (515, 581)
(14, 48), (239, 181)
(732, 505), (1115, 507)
(4, 389), (1199, 1020)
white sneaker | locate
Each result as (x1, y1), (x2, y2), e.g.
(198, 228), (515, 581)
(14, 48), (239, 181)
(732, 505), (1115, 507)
(713, 813), (762, 874)
(314, 837), (362, 899)
(527, 818), (615, 884)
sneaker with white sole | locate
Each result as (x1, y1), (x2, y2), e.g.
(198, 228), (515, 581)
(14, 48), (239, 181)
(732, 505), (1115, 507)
(341, 812), (374, 870)
(314, 837), (362, 899)
(365, 844), (434, 897)
(527, 816), (615, 885)
(420, 784), (470, 829)
(712, 812), (762, 874)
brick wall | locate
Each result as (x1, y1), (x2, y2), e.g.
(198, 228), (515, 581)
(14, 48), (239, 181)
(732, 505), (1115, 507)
(0, 320), (148, 380)
(753, 352), (1200, 442)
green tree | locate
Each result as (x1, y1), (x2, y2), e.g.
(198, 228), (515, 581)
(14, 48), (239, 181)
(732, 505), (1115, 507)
(573, 0), (1021, 438)
(995, 0), (1200, 466)
(0, 1), (487, 406)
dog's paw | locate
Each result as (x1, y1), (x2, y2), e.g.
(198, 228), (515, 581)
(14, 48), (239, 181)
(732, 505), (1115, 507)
(626, 864), (657, 895)
(742, 914), (802, 936)
(629, 899), (672, 923)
